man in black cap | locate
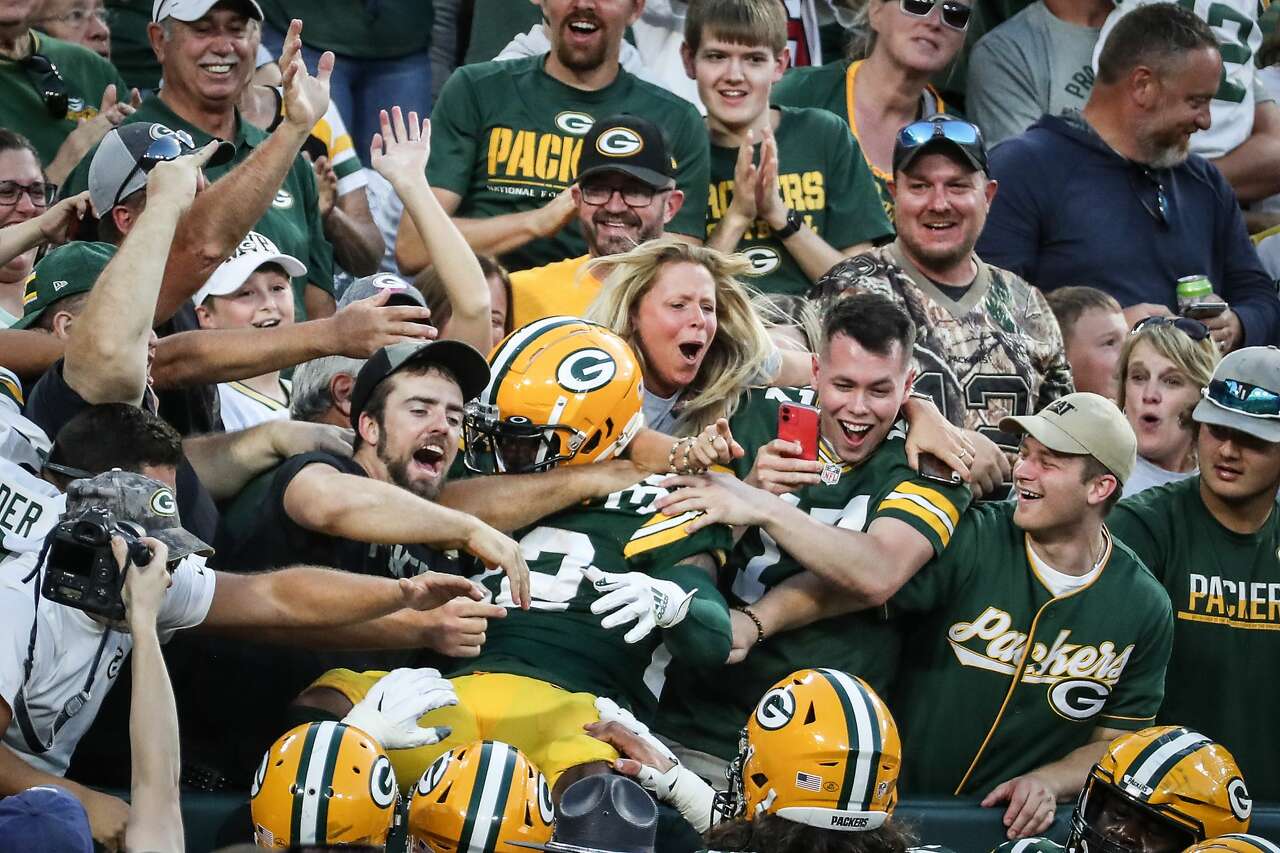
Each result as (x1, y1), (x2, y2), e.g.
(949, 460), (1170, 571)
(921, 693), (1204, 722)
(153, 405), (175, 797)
(507, 113), (686, 330)
(811, 115), (1074, 498)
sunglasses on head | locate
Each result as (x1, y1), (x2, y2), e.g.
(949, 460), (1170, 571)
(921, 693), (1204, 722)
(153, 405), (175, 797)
(111, 131), (197, 208)
(897, 116), (982, 150)
(898, 0), (973, 30)
(1130, 315), (1210, 341)
(19, 53), (69, 120)
(1203, 378), (1280, 418)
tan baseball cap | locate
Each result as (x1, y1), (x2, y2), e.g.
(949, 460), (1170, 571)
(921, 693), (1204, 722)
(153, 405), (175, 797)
(1000, 392), (1137, 484)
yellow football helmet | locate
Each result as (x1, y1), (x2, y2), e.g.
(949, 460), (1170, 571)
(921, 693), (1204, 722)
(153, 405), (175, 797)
(1066, 726), (1251, 853)
(250, 721), (398, 848)
(407, 740), (554, 852)
(1185, 835), (1280, 853)
(717, 668), (901, 832)
(463, 316), (644, 474)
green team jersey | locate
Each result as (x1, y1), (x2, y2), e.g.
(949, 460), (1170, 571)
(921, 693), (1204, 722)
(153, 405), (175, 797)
(891, 502), (1174, 796)
(427, 55), (710, 271)
(60, 96), (336, 315)
(772, 59), (950, 221)
(991, 841), (1063, 853)
(706, 107), (892, 296)
(1107, 476), (1280, 800)
(258, 0), (432, 59)
(656, 387), (971, 759)
(0, 31), (129, 165)
(451, 474), (733, 719)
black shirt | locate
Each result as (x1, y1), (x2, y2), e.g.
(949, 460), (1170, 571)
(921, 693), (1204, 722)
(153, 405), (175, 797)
(154, 301), (223, 437)
(23, 359), (220, 543)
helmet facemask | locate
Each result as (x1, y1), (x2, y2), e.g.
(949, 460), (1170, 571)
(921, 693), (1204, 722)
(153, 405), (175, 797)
(1067, 777), (1199, 853)
(463, 401), (594, 474)
(711, 726), (751, 827)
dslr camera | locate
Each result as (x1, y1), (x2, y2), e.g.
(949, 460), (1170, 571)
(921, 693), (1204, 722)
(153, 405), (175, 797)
(41, 506), (154, 621)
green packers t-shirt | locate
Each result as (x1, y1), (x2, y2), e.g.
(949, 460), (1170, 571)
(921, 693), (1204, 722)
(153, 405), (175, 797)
(657, 386), (970, 759)
(60, 96), (335, 316)
(772, 59), (950, 221)
(0, 31), (130, 165)
(706, 107), (892, 296)
(1107, 476), (1280, 800)
(451, 473), (733, 719)
(427, 55), (710, 271)
(257, 0), (432, 59)
(891, 502), (1173, 796)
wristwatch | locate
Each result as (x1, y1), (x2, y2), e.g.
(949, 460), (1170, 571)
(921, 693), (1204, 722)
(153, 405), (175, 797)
(774, 209), (803, 240)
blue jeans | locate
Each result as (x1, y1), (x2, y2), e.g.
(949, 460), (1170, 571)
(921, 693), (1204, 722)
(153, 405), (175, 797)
(262, 23), (433, 167)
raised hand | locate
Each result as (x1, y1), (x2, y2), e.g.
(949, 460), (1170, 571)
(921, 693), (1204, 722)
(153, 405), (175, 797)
(280, 19), (333, 134)
(371, 106), (430, 188)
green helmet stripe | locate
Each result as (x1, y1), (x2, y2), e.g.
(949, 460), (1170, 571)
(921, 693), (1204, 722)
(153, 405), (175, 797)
(289, 723), (322, 843)
(311, 722), (348, 841)
(458, 741), (519, 853)
(817, 669), (881, 811)
(288, 722), (348, 845)
(483, 316), (583, 408)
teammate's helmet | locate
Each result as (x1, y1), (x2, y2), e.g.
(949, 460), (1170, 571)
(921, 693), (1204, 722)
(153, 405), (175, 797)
(407, 740), (554, 852)
(1066, 726), (1251, 853)
(717, 669), (901, 832)
(463, 317), (644, 474)
(1185, 835), (1280, 853)
(250, 721), (398, 848)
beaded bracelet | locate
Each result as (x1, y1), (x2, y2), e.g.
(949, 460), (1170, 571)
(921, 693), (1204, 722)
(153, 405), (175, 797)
(737, 606), (766, 646)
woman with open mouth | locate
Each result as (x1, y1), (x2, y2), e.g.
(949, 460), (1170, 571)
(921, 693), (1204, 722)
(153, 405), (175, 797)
(1117, 316), (1220, 497)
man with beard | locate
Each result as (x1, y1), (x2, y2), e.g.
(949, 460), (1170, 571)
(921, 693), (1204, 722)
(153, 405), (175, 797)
(813, 116), (1073, 497)
(396, 0), (709, 276)
(507, 114), (684, 329)
(975, 2), (1280, 352)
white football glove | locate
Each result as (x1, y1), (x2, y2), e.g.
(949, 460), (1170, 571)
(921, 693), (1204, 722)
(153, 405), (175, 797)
(585, 566), (697, 644)
(342, 667), (457, 750)
(593, 696), (716, 831)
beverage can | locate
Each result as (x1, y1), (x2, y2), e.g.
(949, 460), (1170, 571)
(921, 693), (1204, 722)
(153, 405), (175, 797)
(1176, 274), (1212, 312)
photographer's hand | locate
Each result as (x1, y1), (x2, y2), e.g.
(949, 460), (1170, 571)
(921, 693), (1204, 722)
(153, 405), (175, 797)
(118, 537), (170, 631)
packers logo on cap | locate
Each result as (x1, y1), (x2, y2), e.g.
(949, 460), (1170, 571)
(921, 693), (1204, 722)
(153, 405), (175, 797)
(556, 348), (617, 393)
(149, 488), (177, 516)
(232, 231), (279, 259)
(555, 111), (594, 135)
(597, 127), (643, 157)
(371, 273), (408, 293)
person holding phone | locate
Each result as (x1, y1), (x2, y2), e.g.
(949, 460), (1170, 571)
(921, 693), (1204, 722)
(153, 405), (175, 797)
(650, 292), (972, 783)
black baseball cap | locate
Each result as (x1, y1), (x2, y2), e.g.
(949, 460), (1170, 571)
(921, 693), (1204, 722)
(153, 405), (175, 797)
(577, 114), (676, 189)
(892, 115), (989, 177)
(349, 340), (491, 429)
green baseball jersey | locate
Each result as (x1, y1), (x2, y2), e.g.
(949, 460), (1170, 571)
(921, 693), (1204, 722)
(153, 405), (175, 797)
(1107, 476), (1280, 800)
(706, 107), (892, 296)
(772, 59), (950, 222)
(818, 241), (1074, 452)
(60, 96), (336, 315)
(0, 32), (129, 165)
(451, 474), (733, 719)
(258, 0), (432, 59)
(427, 55), (710, 271)
(891, 502), (1174, 796)
(656, 387), (971, 759)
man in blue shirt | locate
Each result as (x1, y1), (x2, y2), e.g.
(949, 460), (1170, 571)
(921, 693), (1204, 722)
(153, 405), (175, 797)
(975, 3), (1280, 350)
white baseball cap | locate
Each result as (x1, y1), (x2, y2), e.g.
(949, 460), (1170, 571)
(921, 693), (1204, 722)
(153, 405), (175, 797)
(194, 231), (306, 305)
(153, 0), (263, 22)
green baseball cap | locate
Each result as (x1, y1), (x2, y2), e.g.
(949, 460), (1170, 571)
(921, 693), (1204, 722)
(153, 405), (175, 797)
(11, 242), (117, 330)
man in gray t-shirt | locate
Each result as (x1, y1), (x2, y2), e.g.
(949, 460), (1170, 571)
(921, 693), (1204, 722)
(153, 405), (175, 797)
(966, 0), (1110, 146)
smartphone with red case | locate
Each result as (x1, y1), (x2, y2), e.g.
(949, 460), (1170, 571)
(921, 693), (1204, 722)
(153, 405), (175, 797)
(777, 403), (820, 461)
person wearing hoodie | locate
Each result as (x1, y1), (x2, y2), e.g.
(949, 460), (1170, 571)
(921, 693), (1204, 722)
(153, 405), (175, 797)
(976, 2), (1280, 351)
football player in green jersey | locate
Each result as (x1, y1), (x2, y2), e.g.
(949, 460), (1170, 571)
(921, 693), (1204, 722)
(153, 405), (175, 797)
(653, 291), (971, 777)
(989, 726), (1252, 853)
(1107, 346), (1280, 801)
(731, 391), (1173, 840)
(685, 0), (892, 296)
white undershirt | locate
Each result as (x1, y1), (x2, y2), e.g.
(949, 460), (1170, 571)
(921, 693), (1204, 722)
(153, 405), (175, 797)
(1027, 531), (1108, 598)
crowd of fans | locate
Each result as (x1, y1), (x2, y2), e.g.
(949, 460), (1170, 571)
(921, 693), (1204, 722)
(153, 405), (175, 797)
(0, 0), (1278, 851)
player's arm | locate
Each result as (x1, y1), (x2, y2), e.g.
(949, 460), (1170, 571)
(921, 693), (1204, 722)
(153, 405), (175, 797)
(981, 726), (1125, 840)
(654, 553), (732, 667)
(283, 462), (531, 606)
(196, 564), (482, 635)
(181, 419), (353, 501)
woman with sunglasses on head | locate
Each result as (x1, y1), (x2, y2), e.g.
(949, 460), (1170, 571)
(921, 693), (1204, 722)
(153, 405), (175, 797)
(772, 0), (969, 219)
(1117, 316), (1220, 498)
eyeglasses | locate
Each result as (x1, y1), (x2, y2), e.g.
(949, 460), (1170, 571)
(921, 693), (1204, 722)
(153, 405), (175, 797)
(579, 181), (667, 208)
(1203, 378), (1280, 418)
(1130, 315), (1210, 341)
(0, 180), (57, 208)
(18, 53), (69, 120)
(112, 130), (196, 208)
(1132, 166), (1170, 228)
(899, 0), (973, 31)
(32, 7), (110, 28)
